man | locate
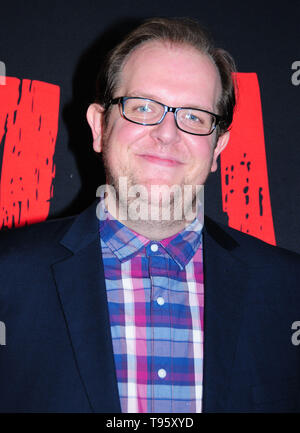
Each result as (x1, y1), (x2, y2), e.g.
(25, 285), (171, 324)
(0, 17), (300, 413)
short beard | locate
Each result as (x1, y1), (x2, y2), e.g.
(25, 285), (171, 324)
(101, 137), (204, 234)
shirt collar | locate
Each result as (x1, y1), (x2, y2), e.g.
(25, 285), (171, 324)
(160, 216), (203, 269)
(98, 198), (203, 269)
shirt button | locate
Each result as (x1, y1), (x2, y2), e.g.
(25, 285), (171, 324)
(150, 243), (159, 252)
(157, 296), (165, 306)
(158, 368), (167, 379)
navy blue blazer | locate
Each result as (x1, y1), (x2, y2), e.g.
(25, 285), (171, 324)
(0, 201), (300, 412)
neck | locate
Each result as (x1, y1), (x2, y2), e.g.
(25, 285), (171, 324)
(118, 217), (188, 241)
(104, 193), (200, 241)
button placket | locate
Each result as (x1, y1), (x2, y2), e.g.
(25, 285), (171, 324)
(147, 242), (172, 411)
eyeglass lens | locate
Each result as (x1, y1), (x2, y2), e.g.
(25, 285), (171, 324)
(123, 98), (216, 135)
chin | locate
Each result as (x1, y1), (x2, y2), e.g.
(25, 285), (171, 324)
(138, 177), (182, 187)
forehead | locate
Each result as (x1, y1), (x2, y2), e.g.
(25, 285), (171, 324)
(118, 41), (222, 110)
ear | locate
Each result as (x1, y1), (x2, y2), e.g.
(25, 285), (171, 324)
(210, 130), (230, 172)
(86, 103), (105, 153)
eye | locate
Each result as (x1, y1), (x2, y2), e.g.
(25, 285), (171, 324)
(185, 113), (203, 123)
(135, 103), (152, 113)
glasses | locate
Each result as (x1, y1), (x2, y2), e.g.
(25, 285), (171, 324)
(110, 96), (222, 136)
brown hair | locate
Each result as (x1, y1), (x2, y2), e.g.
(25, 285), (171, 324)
(95, 17), (237, 136)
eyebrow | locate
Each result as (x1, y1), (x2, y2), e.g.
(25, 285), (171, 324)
(126, 91), (215, 112)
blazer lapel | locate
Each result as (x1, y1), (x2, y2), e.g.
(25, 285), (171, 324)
(202, 217), (249, 412)
(52, 202), (121, 413)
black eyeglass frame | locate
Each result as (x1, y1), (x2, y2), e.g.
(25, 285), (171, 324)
(109, 96), (223, 136)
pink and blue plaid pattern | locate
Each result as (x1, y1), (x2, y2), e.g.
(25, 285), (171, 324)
(99, 200), (204, 413)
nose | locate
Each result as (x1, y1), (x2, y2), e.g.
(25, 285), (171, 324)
(149, 111), (180, 145)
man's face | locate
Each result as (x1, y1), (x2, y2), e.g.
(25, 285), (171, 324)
(88, 41), (229, 197)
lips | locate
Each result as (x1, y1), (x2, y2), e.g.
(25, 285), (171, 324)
(137, 153), (184, 167)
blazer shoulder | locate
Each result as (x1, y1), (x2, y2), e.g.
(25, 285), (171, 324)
(204, 215), (300, 267)
(0, 215), (76, 260)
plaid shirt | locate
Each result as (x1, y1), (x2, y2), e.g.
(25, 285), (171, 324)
(98, 199), (204, 413)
